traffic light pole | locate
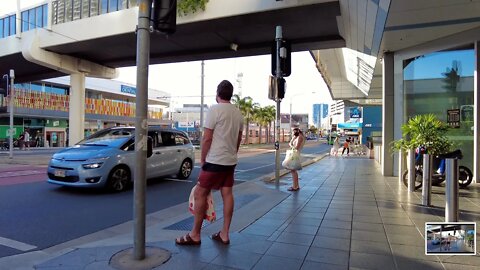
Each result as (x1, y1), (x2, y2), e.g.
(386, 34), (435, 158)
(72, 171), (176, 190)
(274, 26), (283, 186)
(133, 0), (151, 260)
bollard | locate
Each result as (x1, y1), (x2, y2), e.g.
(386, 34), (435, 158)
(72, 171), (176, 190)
(399, 149), (406, 184)
(408, 149), (416, 192)
(422, 154), (432, 206)
(445, 158), (459, 222)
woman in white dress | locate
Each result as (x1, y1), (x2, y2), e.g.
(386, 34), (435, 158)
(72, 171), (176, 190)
(331, 137), (340, 156)
(287, 128), (305, 191)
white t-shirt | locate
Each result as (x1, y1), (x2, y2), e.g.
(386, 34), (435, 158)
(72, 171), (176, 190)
(24, 132), (30, 142)
(204, 103), (244, 165)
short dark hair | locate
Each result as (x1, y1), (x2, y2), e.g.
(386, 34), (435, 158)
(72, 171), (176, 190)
(217, 80), (234, 100)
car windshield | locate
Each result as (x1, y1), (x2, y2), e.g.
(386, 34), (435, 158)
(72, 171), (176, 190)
(77, 128), (134, 147)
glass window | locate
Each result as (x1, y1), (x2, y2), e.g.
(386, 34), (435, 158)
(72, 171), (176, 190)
(119, 0), (128, 10)
(65, 0), (73, 22)
(81, 0), (90, 18)
(109, 0), (119, 12)
(403, 46), (475, 169)
(43, 4), (48, 27)
(0, 19), (4, 38)
(36, 7), (43, 28)
(160, 132), (176, 147)
(22, 11), (29, 31)
(4, 17), (9, 36)
(90, 0), (99, 16)
(175, 133), (189, 145)
(9, 15), (15, 35)
(28, 9), (35, 29)
(128, 0), (137, 8)
(100, 0), (108, 14)
(73, 0), (81, 20)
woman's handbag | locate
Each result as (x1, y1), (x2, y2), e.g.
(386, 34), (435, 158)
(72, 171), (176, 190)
(282, 148), (302, 170)
(188, 185), (216, 222)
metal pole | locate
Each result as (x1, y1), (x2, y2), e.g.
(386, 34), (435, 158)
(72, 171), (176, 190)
(408, 148), (415, 192)
(9, 70), (14, 159)
(445, 158), (459, 222)
(422, 154), (432, 206)
(289, 100), (292, 140)
(200, 60), (204, 147)
(133, 0), (151, 260)
(274, 26), (283, 185)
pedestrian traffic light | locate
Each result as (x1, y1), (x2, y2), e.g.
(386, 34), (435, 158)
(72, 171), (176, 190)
(268, 76), (286, 100)
(271, 39), (291, 77)
(152, 0), (177, 34)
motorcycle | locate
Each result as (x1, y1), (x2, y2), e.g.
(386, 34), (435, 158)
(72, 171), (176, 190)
(402, 148), (473, 190)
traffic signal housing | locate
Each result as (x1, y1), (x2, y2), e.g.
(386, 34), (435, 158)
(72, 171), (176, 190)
(271, 39), (291, 77)
(268, 76), (286, 100)
(152, 0), (177, 34)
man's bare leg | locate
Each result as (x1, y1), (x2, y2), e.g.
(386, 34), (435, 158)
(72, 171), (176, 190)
(185, 185), (209, 242)
(219, 186), (234, 241)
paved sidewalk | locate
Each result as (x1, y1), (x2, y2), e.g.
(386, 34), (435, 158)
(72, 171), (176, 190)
(2, 156), (480, 270)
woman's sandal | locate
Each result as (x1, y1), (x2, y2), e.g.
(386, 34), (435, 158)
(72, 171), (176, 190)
(211, 231), (230, 245)
(175, 233), (201, 245)
(287, 187), (300, 191)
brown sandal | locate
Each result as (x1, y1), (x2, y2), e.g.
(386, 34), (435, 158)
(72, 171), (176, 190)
(287, 187), (300, 191)
(211, 231), (230, 245)
(175, 233), (201, 245)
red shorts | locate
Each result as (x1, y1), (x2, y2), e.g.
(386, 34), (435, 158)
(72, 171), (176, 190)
(197, 163), (236, 190)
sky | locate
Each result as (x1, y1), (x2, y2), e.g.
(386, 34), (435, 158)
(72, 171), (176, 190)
(2, 0), (332, 116)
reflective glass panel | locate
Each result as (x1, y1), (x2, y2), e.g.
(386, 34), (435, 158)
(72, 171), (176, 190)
(404, 47), (475, 168)
(0, 19), (4, 38)
(28, 9), (35, 29)
(22, 11), (28, 31)
(36, 7), (43, 28)
(3, 17), (9, 36)
(43, 5), (48, 26)
(101, 0), (108, 14)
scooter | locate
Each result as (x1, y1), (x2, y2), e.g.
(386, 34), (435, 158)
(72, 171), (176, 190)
(402, 148), (473, 190)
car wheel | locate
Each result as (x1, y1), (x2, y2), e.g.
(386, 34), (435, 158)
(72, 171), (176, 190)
(107, 166), (131, 192)
(177, 159), (192, 180)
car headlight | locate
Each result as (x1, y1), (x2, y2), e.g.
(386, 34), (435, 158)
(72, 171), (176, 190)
(83, 162), (104, 169)
(82, 157), (109, 169)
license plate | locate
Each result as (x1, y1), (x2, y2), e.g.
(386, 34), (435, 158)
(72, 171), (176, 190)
(54, 169), (66, 177)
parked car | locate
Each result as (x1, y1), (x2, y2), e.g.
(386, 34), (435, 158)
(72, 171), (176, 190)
(47, 127), (195, 192)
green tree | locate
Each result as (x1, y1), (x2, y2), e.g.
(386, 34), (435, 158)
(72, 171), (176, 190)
(392, 114), (453, 155)
(232, 95), (258, 144)
(253, 107), (272, 144)
(178, 0), (209, 16)
(442, 61), (460, 94)
(263, 105), (276, 143)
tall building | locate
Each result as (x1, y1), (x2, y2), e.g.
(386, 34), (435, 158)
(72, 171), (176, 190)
(312, 104), (329, 129)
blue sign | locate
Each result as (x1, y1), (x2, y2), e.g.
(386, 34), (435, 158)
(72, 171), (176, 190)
(350, 107), (361, 118)
(121, 85), (136, 95)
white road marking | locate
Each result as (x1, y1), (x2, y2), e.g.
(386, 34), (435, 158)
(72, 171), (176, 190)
(236, 163), (275, 173)
(0, 170), (44, 178)
(0, 236), (37, 251)
(162, 178), (193, 183)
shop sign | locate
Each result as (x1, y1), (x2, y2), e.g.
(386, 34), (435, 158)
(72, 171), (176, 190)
(121, 85), (136, 95)
(447, 109), (460, 128)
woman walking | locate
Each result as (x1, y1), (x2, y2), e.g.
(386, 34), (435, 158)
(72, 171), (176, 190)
(331, 136), (340, 156)
(287, 128), (305, 191)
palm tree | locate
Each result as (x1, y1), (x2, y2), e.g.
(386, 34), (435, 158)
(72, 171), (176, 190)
(263, 105), (276, 143)
(232, 95), (258, 144)
(253, 107), (270, 144)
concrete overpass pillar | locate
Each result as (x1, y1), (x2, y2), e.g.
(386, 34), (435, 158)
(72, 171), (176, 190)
(69, 73), (86, 146)
(382, 52), (394, 176)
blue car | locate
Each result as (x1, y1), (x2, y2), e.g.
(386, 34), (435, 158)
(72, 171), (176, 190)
(47, 127), (195, 192)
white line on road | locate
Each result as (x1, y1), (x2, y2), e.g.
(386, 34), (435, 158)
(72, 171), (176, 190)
(162, 178), (193, 183)
(0, 236), (37, 251)
(236, 163), (275, 173)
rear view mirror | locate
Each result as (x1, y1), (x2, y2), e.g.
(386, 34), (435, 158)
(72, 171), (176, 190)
(147, 136), (153, 158)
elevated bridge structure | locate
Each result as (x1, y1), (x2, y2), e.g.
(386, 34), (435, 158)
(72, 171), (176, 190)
(1, 0), (480, 180)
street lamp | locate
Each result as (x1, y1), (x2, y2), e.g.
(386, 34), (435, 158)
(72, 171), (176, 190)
(8, 70), (14, 159)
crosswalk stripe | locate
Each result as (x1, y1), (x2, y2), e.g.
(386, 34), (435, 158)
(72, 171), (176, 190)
(0, 236), (37, 251)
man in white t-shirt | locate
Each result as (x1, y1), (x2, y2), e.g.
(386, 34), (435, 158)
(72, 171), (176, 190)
(176, 80), (243, 246)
